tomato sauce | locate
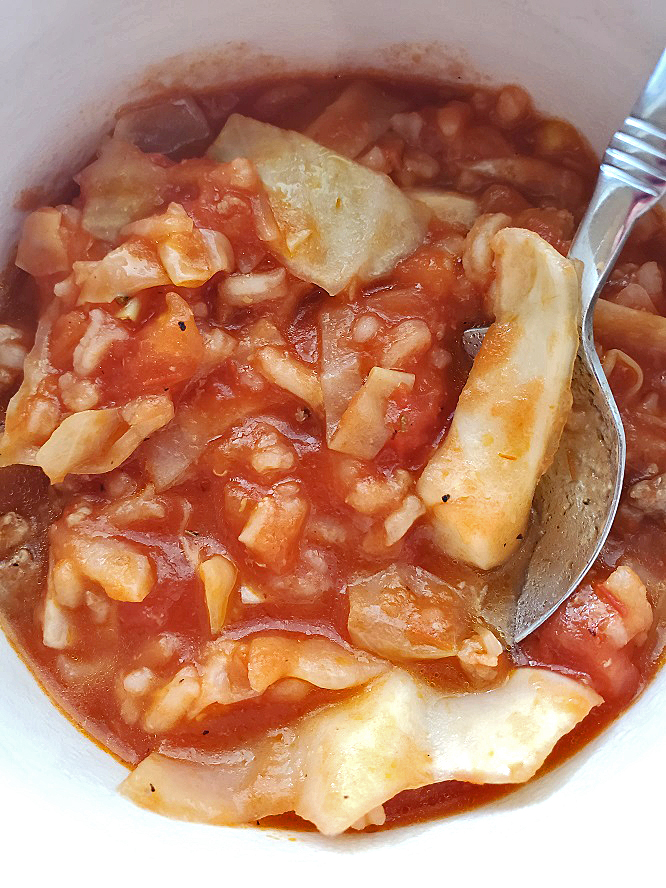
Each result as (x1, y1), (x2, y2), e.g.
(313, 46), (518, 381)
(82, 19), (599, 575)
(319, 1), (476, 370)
(0, 73), (664, 831)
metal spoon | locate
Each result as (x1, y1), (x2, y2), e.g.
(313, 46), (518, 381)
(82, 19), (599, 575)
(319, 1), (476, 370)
(463, 49), (666, 644)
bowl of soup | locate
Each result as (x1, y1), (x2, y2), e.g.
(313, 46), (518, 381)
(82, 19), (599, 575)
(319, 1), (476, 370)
(0, 0), (664, 882)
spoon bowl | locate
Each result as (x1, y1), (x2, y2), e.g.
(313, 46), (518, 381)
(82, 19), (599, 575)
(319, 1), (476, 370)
(463, 48), (666, 643)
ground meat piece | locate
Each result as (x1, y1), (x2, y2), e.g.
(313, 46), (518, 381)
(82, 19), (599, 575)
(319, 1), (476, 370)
(629, 473), (666, 518)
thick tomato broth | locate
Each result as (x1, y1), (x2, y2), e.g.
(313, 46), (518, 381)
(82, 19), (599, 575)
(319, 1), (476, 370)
(0, 74), (664, 830)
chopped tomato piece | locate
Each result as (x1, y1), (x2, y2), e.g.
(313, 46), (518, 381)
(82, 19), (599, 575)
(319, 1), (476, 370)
(522, 577), (647, 702)
(122, 292), (205, 393)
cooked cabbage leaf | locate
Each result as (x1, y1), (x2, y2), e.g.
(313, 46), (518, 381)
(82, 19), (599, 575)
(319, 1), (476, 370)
(208, 114), (428, 294)
(348, 564), (486, 661)
(34, 394), (174, 483)
(121, 666), (600, 835)
(76, 138), (169, 243)
(328, 366), (414, 459)
(140, 634), (388, 730)
(305, 81), (406, 158)
(406, 189), (479, 231)
(417, 228), (579, 569)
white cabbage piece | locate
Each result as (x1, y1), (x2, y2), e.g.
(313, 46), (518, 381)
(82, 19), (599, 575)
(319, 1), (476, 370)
(0, 302), (61, 467)
(33, 393), (174, 483)
(76, 138), (169, 242)
(380, 319), (432, 369)
(42, 595), (74, 650)
(245, 635), (387, 694)
(121, 201), (194, 240)
(349, 806), (386, 830)
(462, 213), (511, 288)
(140, 406), (211, 491)
(417, 228), (579, 569)
(595, 298), (666, 354)
(74, 241), (170, 305)
(347, 564), (486, 662)
(158, 228), (234, 287)
(209, 114), (428, 294)
(406, 189), (479, 231)
(102, 485), (167, 526)
(329, 367), (414, 459)
(141, 392), (259, 491)
(151, 634), (387, 725)
(319, 305), (363, 441)
(422, 667), (601, 783)
(121, 666), (601, 835)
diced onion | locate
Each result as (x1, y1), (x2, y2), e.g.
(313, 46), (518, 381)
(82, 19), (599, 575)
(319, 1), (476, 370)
(42, 596), (73, 650)
(329, 367), (415, 459)
(197, 555), (238, 635)
(255, 346), (323, 411)
(143, 666), (201, 733)
(384, 494), (426, 546)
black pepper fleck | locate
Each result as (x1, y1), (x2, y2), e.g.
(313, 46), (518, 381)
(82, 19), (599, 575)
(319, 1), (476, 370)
(178, 321), (187, 331)
(516, 533), (523, 540)
(202, 729), (209, 735)
(149, 783), (156, 793)
(441, 494), (450, 503)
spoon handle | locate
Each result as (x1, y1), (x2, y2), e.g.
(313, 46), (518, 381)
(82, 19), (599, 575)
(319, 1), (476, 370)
(571, 47), (666, 338)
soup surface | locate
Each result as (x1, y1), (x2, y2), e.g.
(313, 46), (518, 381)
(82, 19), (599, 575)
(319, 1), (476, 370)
(0, 74), (664, 835)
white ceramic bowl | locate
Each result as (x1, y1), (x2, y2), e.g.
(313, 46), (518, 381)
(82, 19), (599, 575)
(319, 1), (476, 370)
(1, 1), (664, 882)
